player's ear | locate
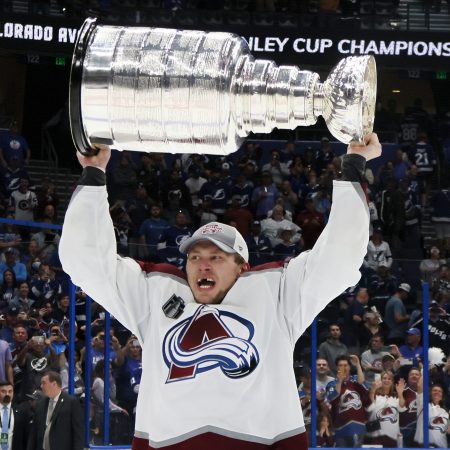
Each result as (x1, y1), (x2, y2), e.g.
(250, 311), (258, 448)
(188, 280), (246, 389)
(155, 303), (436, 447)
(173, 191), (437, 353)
(240, 262), (250, 274)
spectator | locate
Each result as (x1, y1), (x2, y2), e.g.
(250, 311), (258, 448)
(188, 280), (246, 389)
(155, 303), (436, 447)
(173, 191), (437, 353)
(91, 359), (129, 445)
(294, 198), (325, 251)
(431, 186), (450, 258)
(0, 380), (31, 450)
(160, 169), (192, 223)
(230, 173), (253, 209)
(116, 335), (142, 430)
(0, 121), (31, 168)
(0, 269), (18, 310)
(379, 178), (406, 250)
(2, 157), (29, 196)
(420, 246), (447, 284)
(365, 371), (406, 447)
(49, 293), (70, 324)
(30, 219), (61, 264)
(136, 153), (165, 200)
(20, 239), (41, 274)
(400, 367), (421, 446)
(278, 180), (299, 216)
(138, 204), (170, 261)
(431, 264), (450, 304)
(0, 305), (21, 344)
(35, 177), (59, 222)
(343, 287), (369, 352)
(27, 371), (84, 450)
(251, 171), (278, 220)
(272, 226), (303, 261)
(316, 411), (335, 448)
(398, 327), (423, 367)
(184, 165), (207, 209)
(409, 133), (437, 207)
(198, 167), (231, 220)
(410, 301), (450, 355)
(261, 149), (289, 187)
(366, 261), (398, 311)
(29, 264), (62, 307)
(315, 137), (336, 174)
(245, 220), (273, 267)
(384, 283), (411, 345)
(9, 177), (37, 222)
(360, 334), (392, 385)
(364, 227), (393, 272)
(261, 205), (301, 247)
(316, 358), (334, 401)
(158, 211), (192, 269)
(84, 330), (123, 371)
(326, 355), (367, 447)
(391, 148), (411, 182)
(0, 249), (27, 285)
(15, 334), (59, 400)
(358, 307), (387, 351)
(110, 151), (137, 203)
(0, 214), (22, 252)
(10, 281), (34, 313)
(318, 324), (348, 375)
(10, 324), (28, 401)
(223, 195), (253, 239)
(414, 373), (450, 448)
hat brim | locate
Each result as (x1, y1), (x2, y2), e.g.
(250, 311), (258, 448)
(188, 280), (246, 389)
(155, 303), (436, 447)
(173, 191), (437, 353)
(180, 236), (240, 259)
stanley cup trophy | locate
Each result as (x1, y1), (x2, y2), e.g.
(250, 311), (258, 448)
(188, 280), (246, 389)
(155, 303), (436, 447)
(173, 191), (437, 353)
(70, 18), (377, 156)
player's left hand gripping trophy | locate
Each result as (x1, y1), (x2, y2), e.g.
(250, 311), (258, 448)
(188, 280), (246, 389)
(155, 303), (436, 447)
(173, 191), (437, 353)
(70, 18), (377, 156)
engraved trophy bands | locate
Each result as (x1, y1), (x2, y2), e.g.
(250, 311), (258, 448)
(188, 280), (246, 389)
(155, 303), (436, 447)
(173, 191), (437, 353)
(70, 17), (377, 156)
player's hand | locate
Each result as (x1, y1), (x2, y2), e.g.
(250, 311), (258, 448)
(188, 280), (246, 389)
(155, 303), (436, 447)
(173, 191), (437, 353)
(347, 132), (382, 161)
(77, 144), (111, 171)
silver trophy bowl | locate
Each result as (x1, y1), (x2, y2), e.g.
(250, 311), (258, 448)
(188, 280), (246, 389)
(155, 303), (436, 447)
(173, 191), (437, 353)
(70, 18), (376, 156)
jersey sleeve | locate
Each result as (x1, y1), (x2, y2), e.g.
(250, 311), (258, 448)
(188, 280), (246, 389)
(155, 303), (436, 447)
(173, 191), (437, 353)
(59, 185), (158, 342)
(279, 180), (369, 342)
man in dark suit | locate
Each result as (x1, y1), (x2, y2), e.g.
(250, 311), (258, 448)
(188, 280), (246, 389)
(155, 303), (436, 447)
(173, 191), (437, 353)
(27, 371), (84, 450)
(0, 380), (31, 450)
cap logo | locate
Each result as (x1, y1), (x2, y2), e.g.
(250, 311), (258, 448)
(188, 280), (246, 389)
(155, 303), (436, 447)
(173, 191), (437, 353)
(201, 224), (223, 235)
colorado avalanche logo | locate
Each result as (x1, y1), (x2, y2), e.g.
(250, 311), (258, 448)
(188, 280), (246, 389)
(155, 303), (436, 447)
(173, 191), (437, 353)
(377, 406), (398, 423)
(339, 390), (362, 412)
(201, 224), (223, 235)
(429, 415), (449, 433)
(163, 305), (259, 383)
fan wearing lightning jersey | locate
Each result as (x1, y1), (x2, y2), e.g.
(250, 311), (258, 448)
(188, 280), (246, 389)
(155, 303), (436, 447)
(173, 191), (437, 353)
(60, 134), (381, 450)
(326, 355), (368, 447)
(409, 133), (436, 207)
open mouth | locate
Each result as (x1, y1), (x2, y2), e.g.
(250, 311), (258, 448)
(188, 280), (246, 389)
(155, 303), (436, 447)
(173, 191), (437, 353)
(197, 278), (216, 289)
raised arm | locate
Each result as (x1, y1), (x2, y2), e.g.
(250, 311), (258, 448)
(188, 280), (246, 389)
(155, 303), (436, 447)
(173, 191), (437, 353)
(59, 146), (154, 342)
(282, 133), (382, 339)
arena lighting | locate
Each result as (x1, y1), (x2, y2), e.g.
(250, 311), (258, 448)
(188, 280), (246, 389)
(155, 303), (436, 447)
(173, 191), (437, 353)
(392, 89), (401, 93)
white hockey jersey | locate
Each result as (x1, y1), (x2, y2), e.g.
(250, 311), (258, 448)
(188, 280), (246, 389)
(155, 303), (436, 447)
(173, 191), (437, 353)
(59, 180), (369, 449)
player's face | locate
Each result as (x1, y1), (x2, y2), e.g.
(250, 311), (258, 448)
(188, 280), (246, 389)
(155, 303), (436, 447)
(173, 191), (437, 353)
(186, 241), (243, 305)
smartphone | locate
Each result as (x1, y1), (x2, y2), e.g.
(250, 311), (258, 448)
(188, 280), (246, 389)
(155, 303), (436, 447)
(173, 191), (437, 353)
(374, 373), (381, 382)
(33, 336), (45, 344)
(381, 346), (391, 352)
(132, 340), (140, 347)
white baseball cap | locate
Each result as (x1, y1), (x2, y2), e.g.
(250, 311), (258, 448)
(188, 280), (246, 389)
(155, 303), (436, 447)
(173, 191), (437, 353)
(398, 283), (411, 293)
(179, 222), (249, 262)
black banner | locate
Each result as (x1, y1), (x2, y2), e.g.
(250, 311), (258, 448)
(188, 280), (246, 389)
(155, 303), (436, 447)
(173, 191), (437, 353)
(0, 14), (449, 69)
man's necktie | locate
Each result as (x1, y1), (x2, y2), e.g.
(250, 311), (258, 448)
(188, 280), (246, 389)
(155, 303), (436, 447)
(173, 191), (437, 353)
(1, 406), (8, 450)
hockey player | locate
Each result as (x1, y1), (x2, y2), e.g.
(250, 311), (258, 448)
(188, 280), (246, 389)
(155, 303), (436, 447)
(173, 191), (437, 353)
(59, 134), (382, 450)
